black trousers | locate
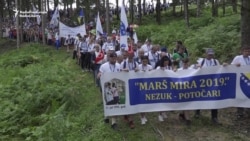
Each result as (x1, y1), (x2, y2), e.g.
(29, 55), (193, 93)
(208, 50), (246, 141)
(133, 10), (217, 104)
(80, 52), (87, 70)
(196, 109), (218, 119)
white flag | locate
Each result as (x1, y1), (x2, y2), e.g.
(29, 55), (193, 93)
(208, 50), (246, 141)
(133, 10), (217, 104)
(96, 12), (103, 40)
(133, 32), (138, 44)
(120, 4), (128, 50)
(50, 6), (60, 26)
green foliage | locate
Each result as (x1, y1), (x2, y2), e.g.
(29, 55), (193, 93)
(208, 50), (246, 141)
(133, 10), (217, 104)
(136, 8), (240, 63)
(0, 6), (245, 141)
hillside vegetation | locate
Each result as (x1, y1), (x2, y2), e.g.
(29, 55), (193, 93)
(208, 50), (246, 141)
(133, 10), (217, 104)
(0, 6), (248, 141)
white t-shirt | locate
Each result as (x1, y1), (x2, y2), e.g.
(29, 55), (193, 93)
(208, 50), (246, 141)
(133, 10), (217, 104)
(156, 66), (172, 70)
(102, 42), (114, 53)
(99, 62), (121, 73)
(138, 64), (153, 71)
(88, 43), (95, 52)
(231, 55), (250, 66)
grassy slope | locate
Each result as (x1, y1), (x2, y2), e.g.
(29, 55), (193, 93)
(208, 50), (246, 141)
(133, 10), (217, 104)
(0, 6), (249, 141)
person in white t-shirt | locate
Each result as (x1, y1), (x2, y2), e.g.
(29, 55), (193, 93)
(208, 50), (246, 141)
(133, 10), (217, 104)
(195, 48), (222, 125)
(156, 56), (173, 122)
(231, 46), (250, 119)
(137, 55), (153, 125)
(120, 49), (138, 129)
(98, 52), (121, 130)
(177, 58), (193, 126)
(138, 55), (153, 72)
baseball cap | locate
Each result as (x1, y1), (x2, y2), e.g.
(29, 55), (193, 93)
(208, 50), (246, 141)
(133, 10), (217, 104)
(161, 47), (167, 52)
(206, 48), (215, 55)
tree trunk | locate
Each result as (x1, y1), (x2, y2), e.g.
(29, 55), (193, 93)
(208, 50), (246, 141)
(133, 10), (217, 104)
(105, 0), (110, 34)
(138, 0), (142, 24)
(222, 0), (225, 16)
(0, 17), (2, 38)
(180, 0), (183, 15)
(20, 0), (23, 43)
(0, 0), (3, 38)
(172, 1), (176, 16)
(85, 0), (90, 23)
(47, 0), (50, 19)
(184, 0), (189, 27)
(116, 0), (119, 20)
(211, 0), (218, 17)
(232, 0), (237, 13)
(7, 0), (12, 19)
(42, 0), (46, 45)
(130, 0), (134, 23)
(15, 0), (20, 48)
(197, 0), (201, 17)
(156, 0), (161, 24)
(143, 0), (146, 15)
(241, 0), (250, 47)
(54, 0), (59, 9)
(76, 0), (80, 9)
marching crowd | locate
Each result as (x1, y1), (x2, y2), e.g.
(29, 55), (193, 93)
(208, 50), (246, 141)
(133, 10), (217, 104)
(65, 28), (250, 130)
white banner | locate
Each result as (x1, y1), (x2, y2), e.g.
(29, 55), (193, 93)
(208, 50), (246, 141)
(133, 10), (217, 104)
(101, 65), (250, 116)
(59, 22), (86, 37)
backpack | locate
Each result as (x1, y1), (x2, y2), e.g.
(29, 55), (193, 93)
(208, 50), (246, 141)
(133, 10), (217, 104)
(201, 58), (217, 67)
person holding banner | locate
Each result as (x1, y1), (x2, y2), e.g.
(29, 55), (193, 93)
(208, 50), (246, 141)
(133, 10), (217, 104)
(98, 52), (121, 130)
(231, 46), (250, 119)
(120, 48), (139, 129)
(156, 55), (173, 122)
(194, 48), (221, 125)
(137, 55), (153, 125)
(177, 58), (192, 125)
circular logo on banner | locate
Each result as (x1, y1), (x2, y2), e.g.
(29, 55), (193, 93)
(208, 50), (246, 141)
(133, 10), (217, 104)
(240, 73), (250, 98)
